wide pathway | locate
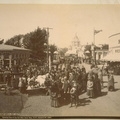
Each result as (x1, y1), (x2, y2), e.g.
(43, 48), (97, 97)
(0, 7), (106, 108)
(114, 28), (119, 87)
(21, 64), (120, 117)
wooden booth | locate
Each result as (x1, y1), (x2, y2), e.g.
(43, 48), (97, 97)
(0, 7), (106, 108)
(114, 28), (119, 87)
(0, 44), (30, 68)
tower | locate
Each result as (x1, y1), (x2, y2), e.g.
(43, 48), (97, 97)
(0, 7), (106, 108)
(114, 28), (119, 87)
(71, 35), (81, 50)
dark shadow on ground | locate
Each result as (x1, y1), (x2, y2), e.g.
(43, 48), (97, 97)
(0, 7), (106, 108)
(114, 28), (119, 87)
(93, 91), (108, 99)
(59, 96), (92, 108)
(112, 88), (120, 92)
(77, 98), (91, 107)
(27, 88), (47, 97)
(86, 91), (108, 100)
(100, 91), (108, 97)
(58, 94), (71, 107)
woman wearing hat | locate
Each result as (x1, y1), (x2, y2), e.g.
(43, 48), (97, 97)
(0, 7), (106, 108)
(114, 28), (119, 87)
(50, 81), (60, 108)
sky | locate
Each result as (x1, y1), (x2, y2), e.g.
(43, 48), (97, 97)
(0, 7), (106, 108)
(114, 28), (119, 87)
(0, 4), (120, 48)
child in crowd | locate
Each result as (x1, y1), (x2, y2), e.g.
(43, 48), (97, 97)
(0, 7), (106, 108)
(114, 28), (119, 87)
(70, 83), (78, 107)
(87, 78), (94, 98)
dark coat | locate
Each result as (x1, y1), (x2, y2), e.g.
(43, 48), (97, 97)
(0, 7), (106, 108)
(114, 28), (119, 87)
(108, 75), (114, 90)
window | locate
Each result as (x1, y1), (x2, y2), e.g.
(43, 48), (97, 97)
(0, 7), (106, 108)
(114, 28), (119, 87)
(4, 53), (9, 59)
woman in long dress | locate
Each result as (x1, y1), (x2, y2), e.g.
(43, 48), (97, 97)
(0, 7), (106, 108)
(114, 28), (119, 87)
(50, 81), (60, 107)
(18, 75), (23, 93)
(108, 72), (115, 91)
(98, 69), (103, 88)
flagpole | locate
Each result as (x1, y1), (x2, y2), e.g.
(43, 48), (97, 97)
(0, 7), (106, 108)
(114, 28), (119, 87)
(93, 28), (96, 65)
(93, 28), (95, 45)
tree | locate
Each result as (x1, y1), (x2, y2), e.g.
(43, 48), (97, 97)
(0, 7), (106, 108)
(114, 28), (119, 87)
(84, 44), (91, 55)
(5, 27), (47, 64)
(5, 35), (23, 47)
(23, 27), (47, 62)
(58, 47), (68, 57)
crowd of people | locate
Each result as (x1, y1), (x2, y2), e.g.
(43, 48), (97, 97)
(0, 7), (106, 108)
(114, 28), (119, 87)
(45, 65), (86, 107)
(0, 64), (47, 95)
(0, 56), (115, 108)
(44, 57), (115, 108)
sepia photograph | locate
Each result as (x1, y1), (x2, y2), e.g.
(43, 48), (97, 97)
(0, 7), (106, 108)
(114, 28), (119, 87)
(0, 0), (120, 118)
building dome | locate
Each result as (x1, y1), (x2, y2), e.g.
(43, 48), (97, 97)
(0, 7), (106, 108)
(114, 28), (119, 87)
(71, 35), (81, 49)
(73, 35), (80, 41)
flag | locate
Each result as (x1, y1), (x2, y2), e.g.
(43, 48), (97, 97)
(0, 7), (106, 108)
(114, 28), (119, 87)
(94, 30), (102, 35)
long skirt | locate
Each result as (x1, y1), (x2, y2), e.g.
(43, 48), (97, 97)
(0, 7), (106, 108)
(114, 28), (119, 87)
(108, 79), (114, 91)
(96, 81), (101, 96)
(70, 94), (78, 106)
(51, 98), (60, 107)
(82, 80), (87, 91)
(87, 89), (94, 98)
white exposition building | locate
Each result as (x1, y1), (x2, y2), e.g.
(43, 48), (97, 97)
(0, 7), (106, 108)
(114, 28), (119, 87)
(102, 33), (120, 61)
(66, 35), (84, 57)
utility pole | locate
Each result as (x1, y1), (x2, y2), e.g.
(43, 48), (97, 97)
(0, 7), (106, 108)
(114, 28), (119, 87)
(93, 28), (96, 65)
(44, 27), (53, 72)
(93, 28), (102, 65)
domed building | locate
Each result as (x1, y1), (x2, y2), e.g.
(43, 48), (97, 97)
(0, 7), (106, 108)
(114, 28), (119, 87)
(71, 35), (81, 51)
(66, 35), (84, 58)
(102, 33), (120, 61)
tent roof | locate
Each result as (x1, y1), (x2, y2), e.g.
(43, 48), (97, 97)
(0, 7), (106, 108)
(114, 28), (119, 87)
(65, 50), (76, 56)
(0, 44), (30, 51)
(54, 51), (58, 54)
(85, 50), (90, 53)
(101, 51), (120, 62)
